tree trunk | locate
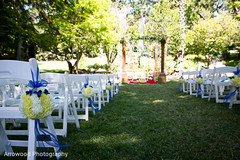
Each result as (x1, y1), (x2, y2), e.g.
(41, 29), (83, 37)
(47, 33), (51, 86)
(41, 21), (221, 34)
(177, 0), (185, 75)
(154, 45), (158, 78)
(67, 60), (74, 74)
(73, 52), (82, 74)
(28, 43), (35, 58)
(158, 39), (166, 83)
(121, 38), (128, 83)
(16, 33), (22, 60)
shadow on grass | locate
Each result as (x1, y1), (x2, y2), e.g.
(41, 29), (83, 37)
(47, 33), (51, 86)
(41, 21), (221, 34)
(2, 81), (240, 160)
(60, 81), (240, 160)
(40, 69), (67, 73)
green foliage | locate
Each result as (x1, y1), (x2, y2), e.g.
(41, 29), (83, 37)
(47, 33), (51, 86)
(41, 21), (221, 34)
(145, 0), (182, 56)
(185, 14), (240, 65)
(87, 63), (110, 72)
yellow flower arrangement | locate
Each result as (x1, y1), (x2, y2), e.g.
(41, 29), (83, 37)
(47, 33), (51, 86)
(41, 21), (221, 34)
(179, 77), (185, 83)
(19, 88), (54, 119)
(230, 75), (240, 87)
(82, 85), (94, 98)
(196, 77), (204, 84)
(106, 82), (112, 90)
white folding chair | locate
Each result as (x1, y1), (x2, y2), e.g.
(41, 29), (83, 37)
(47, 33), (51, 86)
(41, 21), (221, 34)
(40, 72), (80, 136)
(180, 71), (189, 93)
(66, 73), (90, 120)
(198, 68), (214, 98)
(88, 74), (105, 109)
(107, 74), (115, 96)
(185, 70), (199, 96)
(209, 66), (236, 104)
(113, 73), (120, 94)
(0, 59), (61, 160)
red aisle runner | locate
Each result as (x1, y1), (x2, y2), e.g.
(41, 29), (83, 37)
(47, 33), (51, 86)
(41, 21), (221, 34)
(128, 79), (157, 84)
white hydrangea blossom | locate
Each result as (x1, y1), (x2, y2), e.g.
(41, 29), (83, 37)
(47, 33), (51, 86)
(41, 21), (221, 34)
(30, 94), (43, 115)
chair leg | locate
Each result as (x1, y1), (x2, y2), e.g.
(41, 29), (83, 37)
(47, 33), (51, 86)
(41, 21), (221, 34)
(215, 85), (219, 103)
(27, 119), (36, 160)
(63, 99), (68, 137)
(45, 116), (61, 159)
(85, 98), (89, 121)
(0, 120), (13, 154)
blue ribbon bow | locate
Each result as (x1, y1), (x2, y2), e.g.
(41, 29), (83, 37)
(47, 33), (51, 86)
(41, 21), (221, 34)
(28, 66), (48, 89)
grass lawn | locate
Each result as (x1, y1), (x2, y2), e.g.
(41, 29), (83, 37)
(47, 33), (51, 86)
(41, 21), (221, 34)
(2, 81), (240, 159)
(62, 81), (240, 160)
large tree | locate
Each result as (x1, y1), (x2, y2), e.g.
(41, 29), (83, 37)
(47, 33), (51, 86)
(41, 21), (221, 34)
(185, 14), (240, 67)
(53, 0), (118, 73)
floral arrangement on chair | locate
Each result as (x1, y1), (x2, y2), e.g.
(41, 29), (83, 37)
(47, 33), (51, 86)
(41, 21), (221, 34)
(230, 75), (240, 87)
(196, 72), (203, 96)
(82, 85), (95, 98)
(19, 88), (54, 119)
(196, 76), (204, 84)
(81, 83), (102, 112)
(106, 80), (113, 100)
(106, 81), (112, 90)
(177, 76), (185, 91)
(224, 67), (240, 107)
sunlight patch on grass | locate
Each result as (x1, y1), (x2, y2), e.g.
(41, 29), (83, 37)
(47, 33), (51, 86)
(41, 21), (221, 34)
(152, 99), (165, 103)
(88, 133), (140, 145)
(178, 95), (190, 99)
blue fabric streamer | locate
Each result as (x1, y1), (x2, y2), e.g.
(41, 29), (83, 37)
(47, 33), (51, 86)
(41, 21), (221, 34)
(116, 84), (119, 94)
(233, 66), (240, 75)
(35, 119), (68, 157)
(109, 90), (112, 100)
(224, 87), (239, 106)
(107, 78), (113, 100)
(177, 76), (183, 91)
(196, 71), (203, 96)
(197, 84), (203, 96)
(88, 98), (103, 113)
(177, 83), (182, 91)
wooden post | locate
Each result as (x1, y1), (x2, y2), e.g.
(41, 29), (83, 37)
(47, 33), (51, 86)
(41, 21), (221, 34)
(120, 37), (128, 83)
(158, 37), (167, 83)
(153, 45), (158, 78)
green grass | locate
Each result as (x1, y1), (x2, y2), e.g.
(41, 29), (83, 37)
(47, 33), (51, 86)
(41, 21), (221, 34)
(1, 81), (240, 160)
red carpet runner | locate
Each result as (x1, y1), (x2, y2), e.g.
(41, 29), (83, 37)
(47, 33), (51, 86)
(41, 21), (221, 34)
(128, 79), (157, 84)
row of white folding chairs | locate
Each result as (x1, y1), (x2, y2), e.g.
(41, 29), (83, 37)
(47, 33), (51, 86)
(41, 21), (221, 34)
(0, 61), (120, 158)
(181, 63), (240, 108)
(0, 59), (61, 160)
(0, 72), (119, 138)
